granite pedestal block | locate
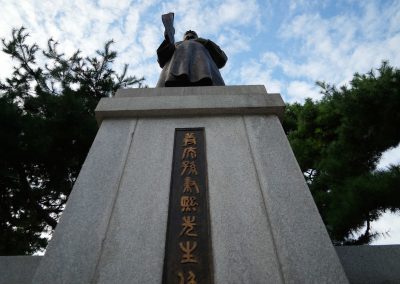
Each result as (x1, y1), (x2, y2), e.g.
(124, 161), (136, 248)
(0, 256), (42, 284)
(31, 85), (348, 283)
(336, 245), (400, 284)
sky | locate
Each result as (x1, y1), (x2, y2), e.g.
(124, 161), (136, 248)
(0, 0), (399, 245)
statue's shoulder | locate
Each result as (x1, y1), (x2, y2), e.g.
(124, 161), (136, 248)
(175, 41), (184, 47)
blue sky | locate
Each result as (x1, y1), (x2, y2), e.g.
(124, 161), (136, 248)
(1, 0), (400, 101)
(0, 0), (399, 244)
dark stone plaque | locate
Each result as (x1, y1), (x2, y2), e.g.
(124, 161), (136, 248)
(163, 128), (213, 284)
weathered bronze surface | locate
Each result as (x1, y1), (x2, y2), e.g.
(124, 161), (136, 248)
(163, 128), (213, 284)
(156, 13), (227, 87)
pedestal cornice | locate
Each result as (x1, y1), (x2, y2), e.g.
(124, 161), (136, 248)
(95, 85), (285, 124)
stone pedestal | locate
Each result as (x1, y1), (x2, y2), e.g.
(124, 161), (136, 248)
(31, 85), (348, 283)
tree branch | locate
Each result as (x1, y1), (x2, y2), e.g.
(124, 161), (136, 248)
(17, 166), (58, 229)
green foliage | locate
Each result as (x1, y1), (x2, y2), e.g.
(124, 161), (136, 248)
(283, 62), (400, 244)
(0, 27), (144, 255)
(1, 27), (399, 253)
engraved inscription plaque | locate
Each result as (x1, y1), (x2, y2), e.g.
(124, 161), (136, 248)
(163, 128), (213, 284)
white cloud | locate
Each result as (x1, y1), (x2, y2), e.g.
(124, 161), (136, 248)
(388, 2), (400, 34)
(370, 211), (400, 245)
(0, 0), (264, 87)
(0, 3), (23, 37)
(139, 24), (161, 59)
(0, 0), (399, 247)
(124, 8), (141, 37)
(216, 0), (260, 27)
(288, 0), (329, 14)
(161, 0), (262, 37)
(377, 144), (400, 170)
(0, 0), (399, 95)
(0, 0), (156, 82)
(97, 0), (132, 11)
(238, 60), (282, 92)
(286, 80), (321, 102)
(218, 29), (250, 55)
(261, 52), (280, 68)
(276, 2), (400, 88)
(128, 60), (160, 87)
(0, 52), (14, 81)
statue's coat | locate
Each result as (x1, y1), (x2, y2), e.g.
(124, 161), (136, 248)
(156, 39), (227, 87)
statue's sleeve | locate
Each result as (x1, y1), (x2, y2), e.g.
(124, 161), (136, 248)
(157, 39), (175, 68)
(204, 40), (228, 69)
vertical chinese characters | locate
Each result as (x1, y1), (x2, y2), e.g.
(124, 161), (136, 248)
(178, 132), (200, 282)
(164, 129), (211, 284)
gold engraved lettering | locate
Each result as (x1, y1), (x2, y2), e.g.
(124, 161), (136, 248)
(181, 161), (198, 176)
(183, 133), (197, 146)
(183, 177), (200, 194)
(180, 196), (198, 212)
(187, 271), (197, 284)
(179, 216), (198, 237)
(179, 241), (198, 263)
(177, 271), (197, 284)
(178, 272), (184, 284)
(182, 147), (197, 160)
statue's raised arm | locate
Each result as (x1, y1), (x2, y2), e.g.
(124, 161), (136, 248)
(162, 12), (175, 44)
(156, 13), (228, 87)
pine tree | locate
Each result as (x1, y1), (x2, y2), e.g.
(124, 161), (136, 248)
(0, 27), (144, 254)
(283, 62), (400, 244)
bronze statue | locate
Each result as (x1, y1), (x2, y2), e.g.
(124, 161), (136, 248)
(156, 13), (228, 87)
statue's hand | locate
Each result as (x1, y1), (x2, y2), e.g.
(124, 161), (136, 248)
(162, 12), (175, 44)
